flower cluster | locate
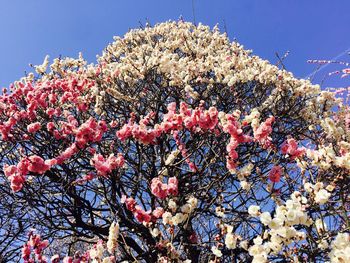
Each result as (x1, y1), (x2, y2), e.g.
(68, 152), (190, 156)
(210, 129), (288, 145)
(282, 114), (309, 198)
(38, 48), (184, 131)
(107, 222), (119, 254)
(91, 153), (125, 177)
(22, 232), (49, 263)
(281, 138), (305, 159)
(329, 232), (350, 263)
(304, 182), (332, 205)
(247, 192), (312, 262)
(151, 176), (178, 199)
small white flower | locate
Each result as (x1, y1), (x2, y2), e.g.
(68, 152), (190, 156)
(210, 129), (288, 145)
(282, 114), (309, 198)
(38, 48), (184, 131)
(172, 213), (186, 225)
(162, 211), (172, 225)
(260, 212), (272, 226)
(269, 217), (283, 230)
(150, 228), (160, 237)
(253, 236), (263, 245)
(240, 240), (249, 250)
(315, 189), (331, 204)
(248, 205), (260, 217)
(187, 197), (198, 210)
(102, 257), (113, 263)
(225, 232), (237, 249)
(211, 246), (222, 257)
(325, 184), (335, 192)
(286, 209), (297, 222)
(304, 182), (314, 193)
(165, 150), (180, 165)
(168, 199), (177, 211)
(215, 206), (225, 217)
(317, 239), (328, 250)
(240, 180), (251, 190)
(107, 221), (119, 253)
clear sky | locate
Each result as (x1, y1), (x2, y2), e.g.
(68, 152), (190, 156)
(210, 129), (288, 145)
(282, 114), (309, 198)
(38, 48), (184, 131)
(0, 0), (349, 88)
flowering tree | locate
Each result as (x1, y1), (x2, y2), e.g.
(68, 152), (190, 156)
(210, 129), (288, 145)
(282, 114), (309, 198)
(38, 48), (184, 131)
(0, 21), (349, 262)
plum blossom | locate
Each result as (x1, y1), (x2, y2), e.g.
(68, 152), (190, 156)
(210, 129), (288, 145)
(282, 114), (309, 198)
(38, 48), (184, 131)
(107, 221), (119, 253)
(281, 138), (305, 159)
(248, 205), (260, 217)
(28, 155), (50, 174)
(268, 165), (282, 183)
(27, 122), (41, 133)
(91, 153), (124, 176)
(315, 189), (331, 205)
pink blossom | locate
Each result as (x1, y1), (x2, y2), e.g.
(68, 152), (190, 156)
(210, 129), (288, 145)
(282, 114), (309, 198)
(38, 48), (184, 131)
(46, 108), (55, 118)
(107, 153), (125, 170)
(46, 122), (55, 131)
(21, 244), (31, 260)
(167, 177), (178, 196)
(51, 255), (60, 263)
(74, 118), (107, 146)
(151, 177), (168, 199)
(28, 155), (50, 174)
(121, 195), (137, 212)
(91, 153), (124, 176)
(45, 158), (57, 167)
(281, 138), (305, 159)
(27, 122), (41, 133)
(152, 207), (164, 218)
(134, 205), (152, 223)
(4, 164), (17, 178)
(269, 165), (282, 183)
(17, 158), (29, 175)
(189, 232), (199, 243)
(254, 116), (275, 148)
(63, 257), (73, 263)
(226, 158), (236, 171)
(56, 143), (78, 164)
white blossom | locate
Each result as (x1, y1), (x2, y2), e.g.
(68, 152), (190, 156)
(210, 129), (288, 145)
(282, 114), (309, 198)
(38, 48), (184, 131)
(248, 205), (260, 217)
(211, 246), (222, 257)
(315, 189), (331, 204)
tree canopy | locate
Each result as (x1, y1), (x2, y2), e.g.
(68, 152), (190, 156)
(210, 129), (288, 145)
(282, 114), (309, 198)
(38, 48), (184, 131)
(0, 21), (349, 263)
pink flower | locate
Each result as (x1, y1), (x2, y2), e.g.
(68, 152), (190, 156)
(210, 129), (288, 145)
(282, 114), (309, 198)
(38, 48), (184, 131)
(46, 108), (55, 118)
(198, 107), (218, 130)
(121, 195), (137, 212)
(167, 177), (178, 196)
(56, 144), (78, 164)
(134, 206), (151, 223)
(91, 153), (124, 176)
(151, 177), (168, 199)
(116, 117), (134, 141)
(17, 159), (29, 175)
(4, 164), (17, 178)
(281, 138), (305, 159)
(51, 255), (60, 263)
(152, 207), (164, 218)
(189, 232), (199, 243)
(254, 116), (275, 147)
(91, 154), (109, 175)
(107, 153), (125, 170)
(21, 244), (31, 260)
(226, 138), (239, 160)
(269, 165), (282, 183)
(28, 155), (50, 174)
(45, 158), (57, 167)
(63, 256), (73, 263)
(27, 122), (41, 133)
(226, 158), (236, 171)
(46, 122), (55, 131)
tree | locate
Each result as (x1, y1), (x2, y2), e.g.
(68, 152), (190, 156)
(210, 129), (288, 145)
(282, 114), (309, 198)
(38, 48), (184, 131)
(0, 21), (349, 263)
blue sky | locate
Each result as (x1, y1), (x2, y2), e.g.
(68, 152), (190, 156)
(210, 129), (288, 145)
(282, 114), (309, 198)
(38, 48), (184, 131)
(0, 0), (349, 88)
